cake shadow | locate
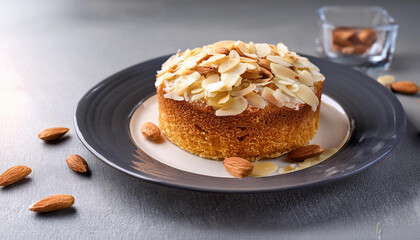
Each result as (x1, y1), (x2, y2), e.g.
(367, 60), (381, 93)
(108, 120), (418, 231)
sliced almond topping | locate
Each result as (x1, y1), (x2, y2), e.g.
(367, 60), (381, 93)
(215, 96), (248, 116)
(243, 52), (258, 59)
(231, 84), (256, 97)
(201, 73), (219, 88)
(235, 41), (248, 56)
(213, 47), (230, 55)
(244, 91), (266, 109)
(255, 43), (271, 58)
(267, 55), (292, 67)
(218, 93), (230, 104)
(295, 84), (319, 111)
(229, 50), (241, 59)
(218, 59), (240, 73)
(212, 40), (235, 50)
(201, 54), (227, 66)
(240, 57), (257, 63)
(298, 70), (314, 86)
(191, 91), (205, 101)
(271, 63), (297, 80)
(206, 81), (226, 92)
(191, 87), (204, 94)
(247, 41), (256, 54)
(164, 91), (184, 101)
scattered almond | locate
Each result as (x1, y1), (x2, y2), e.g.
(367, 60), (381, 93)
(241, 68), (262, 80)
(214, 47), (230, 55)
(29, 194), (75, 213)
(66, 154), (88, 173)
(391, 81), (419, 95)
(223, 157), (254, 178)
(287, 145), (324, 162)
(141, 122), (162, 142)
(38, 127), (69, 141)
(192, 65), (217, 75)
(0, 165), (31, 187)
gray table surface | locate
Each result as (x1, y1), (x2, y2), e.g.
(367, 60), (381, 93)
(1, 0), (419, 239)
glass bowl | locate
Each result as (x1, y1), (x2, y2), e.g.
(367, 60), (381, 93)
(316, 6), (399, 71)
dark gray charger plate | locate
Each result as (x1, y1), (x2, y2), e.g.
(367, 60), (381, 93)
(74, 54), (405, 193)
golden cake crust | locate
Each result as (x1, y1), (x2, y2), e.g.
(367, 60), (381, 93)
(157, 81), (323, 161)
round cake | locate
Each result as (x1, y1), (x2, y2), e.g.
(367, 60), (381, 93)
(155, 40), (325, 161)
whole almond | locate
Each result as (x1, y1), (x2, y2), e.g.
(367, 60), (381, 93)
(257, 59), (271, 70)
(287, 145), (324, 162)
(29, 194), (75, 213)
(192, 65), (217, 75)
(391, 81), (419, 95)
(38, 127), (69, 141)
(260, 67), (273, 79)
(66, 154), (88, 173)
(141, 122), (162, 142)
(214, 47), (230, 55)
(332, 27), (357, 47)
(0, 165), (32, 187)
(223, 157), (254, 178)
(241, 68), (262, 80)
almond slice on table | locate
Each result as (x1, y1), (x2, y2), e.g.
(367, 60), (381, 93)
(38, 127), (69, 141)
(29, 194), (75, 213)
(0, 165), (31, 187)
(391, 81), (419, 95)
(377, 75), (395, 90)
(223, 157), (254, 178)
(66, 154), (88, 173)
(287, 145), (324, 162)
(141, 122), (162, 142)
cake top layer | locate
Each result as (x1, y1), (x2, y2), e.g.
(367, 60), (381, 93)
(155, 40), (325, 116)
